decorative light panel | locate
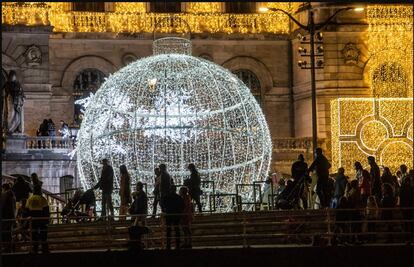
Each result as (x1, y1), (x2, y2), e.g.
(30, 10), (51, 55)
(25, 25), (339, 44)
(331, 98), (413, 174)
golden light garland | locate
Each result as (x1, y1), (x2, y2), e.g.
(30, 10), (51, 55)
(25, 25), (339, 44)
(114, 2), (146, 13)
(186, 2), (222, 13)
(366, 5), (413, 97)
(331, 98), (413, 174)
(1, 2), (291, 34)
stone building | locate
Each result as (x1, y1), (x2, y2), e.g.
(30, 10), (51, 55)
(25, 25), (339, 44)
(2, 2), (413, 193)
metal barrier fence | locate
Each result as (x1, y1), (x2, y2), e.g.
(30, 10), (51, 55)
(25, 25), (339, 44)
(1, 207), (412, 253)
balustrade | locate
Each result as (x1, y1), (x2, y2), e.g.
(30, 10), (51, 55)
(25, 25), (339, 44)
(25, 136), (74, 150)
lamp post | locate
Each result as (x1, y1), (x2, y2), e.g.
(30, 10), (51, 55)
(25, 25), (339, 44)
(260, 4), (363, 159)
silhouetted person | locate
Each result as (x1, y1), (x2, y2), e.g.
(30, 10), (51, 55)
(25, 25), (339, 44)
(291, 154), (308, 182)
(332, 167), (348, 208)
(381, 183), (396, 242)
(165, 185), (184, 250)
(159, 164), (171, 213)
(12, 176), (32, 202)
(119, 165), (131, 220)
(354, 161), (364, 184)
(368, 156), (381, 203)
(47, 119), (56, 147)
(31, 173), (43, 188)
(130, 182), (148, 226)
(346, 180), (362, 243)
(58, 120), (70, 147)
(179, 186), (194, 248)
(308, 148), (331, 208)
(26, 184), (50, 254)
(1, 183), (16, 253)
(94, 159), (114, 219)
(152, 167), (161, 217)
(360, 170), (371, 207)
(185, 163), (202, 213)
(37, 119), (49, 148)
(399, 169), (414, 243)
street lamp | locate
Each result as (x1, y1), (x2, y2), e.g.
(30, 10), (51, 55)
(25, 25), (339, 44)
(260, 4), (364, 158)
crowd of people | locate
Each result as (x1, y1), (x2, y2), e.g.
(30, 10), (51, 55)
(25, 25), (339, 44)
(1, 147), (413, 252)
(1, 173), (49, 253)
(36, 119), (70, 148)
(272, 148), (414, 244)
(93, 159), (202, 249)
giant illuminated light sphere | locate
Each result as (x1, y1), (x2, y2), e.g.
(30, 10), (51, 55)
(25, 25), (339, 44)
(76, 37), (272, 211)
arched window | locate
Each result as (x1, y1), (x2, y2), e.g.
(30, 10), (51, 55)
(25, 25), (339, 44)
(372, 62), (408, 97)
(233, 69), (262, 105)
(150, 2), (181, 13)
(73, 2), (105, 12)
(73, 69), (106, 125)
(225, 2), (256, 13)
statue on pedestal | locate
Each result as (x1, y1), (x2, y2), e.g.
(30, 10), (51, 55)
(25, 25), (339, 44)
(3, 70), (25, 134)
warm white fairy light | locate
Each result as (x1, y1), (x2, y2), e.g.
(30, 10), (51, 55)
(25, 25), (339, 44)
(75, 37), (272, 211)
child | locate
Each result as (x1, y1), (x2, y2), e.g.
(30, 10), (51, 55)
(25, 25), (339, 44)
(179, 186), (194, 249)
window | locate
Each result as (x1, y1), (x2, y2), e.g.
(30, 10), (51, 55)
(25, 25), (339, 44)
(233, 69), (262, 105)
(73, 2), (105, 12)
(372, 62), (408, 97)
(225, 2), (256, 13)
(150, 2), (181, 13)
(73, 69), (106, 125)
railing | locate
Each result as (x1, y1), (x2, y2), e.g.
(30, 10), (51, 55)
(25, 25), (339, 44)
(272, 137), (314, 150)
(1, 207), (412, 254)
(25, 136), (74, 150)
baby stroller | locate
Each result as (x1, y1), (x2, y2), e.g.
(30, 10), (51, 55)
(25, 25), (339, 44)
(275, 176), (309, 210)
(61, 189), (96, 223)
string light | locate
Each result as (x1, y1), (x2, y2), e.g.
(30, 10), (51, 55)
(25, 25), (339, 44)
(186, 2), (222, 13)
(114, 2), (146, 13)
(331, 98), (413, 174)
(2, 2), (291, 34)
(75, 37), (272, 211)
(366, 5), (413, 97)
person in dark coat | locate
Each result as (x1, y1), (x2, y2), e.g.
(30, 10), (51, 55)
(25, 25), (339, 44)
(94, 159), (114, 218)
(25, 184), (50, 254)
(185, 163), (202, 213)
(31, 173), (43, 188)
(346, 180), (362, 243)
(399, 170), (413, 243)
(152, 167), (161, 217)
(119, 165), (132, 220)
(381, 183), (396, 242)
(332, 167), (348, 208)
(308, 148), (331, 208)
(37, 119), (49, 148)
(159, 164), (171, 213)
(291, 154), (308, 182)
(47, 119), (56, 148)
(165, 185), (184, 250)
(368, 156), (381, 203)
(12, 176), (32, 202)
(130, 182), (148, 226)
(1, 183), (16, 253)
(291, 154), (311, 209)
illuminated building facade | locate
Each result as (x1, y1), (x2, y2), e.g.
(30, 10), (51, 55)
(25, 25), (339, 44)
(1, 2), (413, 193)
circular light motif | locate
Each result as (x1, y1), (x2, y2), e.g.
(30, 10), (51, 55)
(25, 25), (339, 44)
(76, 39), (272, 211)
(360, 120), (388, 151)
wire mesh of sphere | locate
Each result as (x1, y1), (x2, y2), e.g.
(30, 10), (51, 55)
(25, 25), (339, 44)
(76, 37), (272, 212)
